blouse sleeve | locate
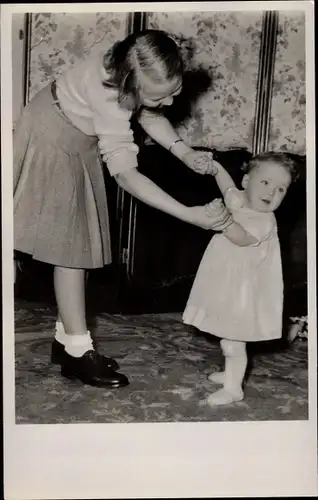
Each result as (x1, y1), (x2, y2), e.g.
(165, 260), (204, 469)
(85, 67), (139, 176)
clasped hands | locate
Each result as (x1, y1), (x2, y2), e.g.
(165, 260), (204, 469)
(182, 150), (217, 176)
(189, 198), (232, 231)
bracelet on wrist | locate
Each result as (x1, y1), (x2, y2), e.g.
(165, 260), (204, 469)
(168, 138), (183, 152)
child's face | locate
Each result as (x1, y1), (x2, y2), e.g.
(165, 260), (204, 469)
(242, 162), (291, 212)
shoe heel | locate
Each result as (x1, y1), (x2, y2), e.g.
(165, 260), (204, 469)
(51, 351), (61, 365)
(51, 340), (65, 365)
(60, 367), (78, 380)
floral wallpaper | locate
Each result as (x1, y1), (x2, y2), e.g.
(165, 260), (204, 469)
(28, 11), (306, 154)
(28, 12), (127, 100)
(268, 12), (306, 154)
(147, 11), (263, 150)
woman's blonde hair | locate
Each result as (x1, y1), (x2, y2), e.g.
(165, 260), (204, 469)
(103, 30), (184, 110)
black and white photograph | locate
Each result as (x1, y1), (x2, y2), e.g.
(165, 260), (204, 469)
(2, 2), (317, 498)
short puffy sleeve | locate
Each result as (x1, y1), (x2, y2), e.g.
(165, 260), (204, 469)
(224, 187), (245, 210)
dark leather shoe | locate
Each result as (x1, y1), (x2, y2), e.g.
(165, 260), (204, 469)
(60, 350), (129, 388)
(51, 339), (120, 371)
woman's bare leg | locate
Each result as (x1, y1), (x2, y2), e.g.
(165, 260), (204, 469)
(53, 266), (87, 334)
(55, 270), (89, 333)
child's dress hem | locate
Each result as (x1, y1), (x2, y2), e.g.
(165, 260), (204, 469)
(182, 306), (282, 342)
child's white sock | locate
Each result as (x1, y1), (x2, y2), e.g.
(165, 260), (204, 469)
(207, 340), (247, 407)
(207, 388), (244, 406)
(208, 371), (225, 384)
(223, 354), (247, 394)
(64, 332), (94, 358)
(207, 356), (245, 407)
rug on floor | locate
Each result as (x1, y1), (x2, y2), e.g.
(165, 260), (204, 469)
(14, 300), (308, 423)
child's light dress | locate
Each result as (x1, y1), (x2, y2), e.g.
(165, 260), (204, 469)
(183, 187), (284, 342)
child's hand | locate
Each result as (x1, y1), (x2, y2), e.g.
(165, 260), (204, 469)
(182, 150), (217, 175)
(205, 198), (223, 215)
(204, 199), (233, 231)
(187, 202), (232, 230)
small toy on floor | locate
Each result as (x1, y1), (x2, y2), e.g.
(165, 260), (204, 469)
(287, 316), (308, 343)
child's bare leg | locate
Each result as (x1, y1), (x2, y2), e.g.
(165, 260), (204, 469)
(207, 339), (247, 407)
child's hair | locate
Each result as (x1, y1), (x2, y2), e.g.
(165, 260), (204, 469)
(102, 29), (184, 110)
(242, 152), (300, 182)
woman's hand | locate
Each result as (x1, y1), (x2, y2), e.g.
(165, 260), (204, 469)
(186, 200), (233, 230)
(182, 150), (218, 175)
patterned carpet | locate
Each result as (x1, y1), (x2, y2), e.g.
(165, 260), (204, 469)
(15, 299), (308, 424)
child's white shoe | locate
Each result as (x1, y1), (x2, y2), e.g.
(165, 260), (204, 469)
(206, 388), (244, 407)
(208, 371), (225, 384)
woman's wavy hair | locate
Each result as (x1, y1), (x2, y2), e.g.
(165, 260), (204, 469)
(102, 29), (184, 111)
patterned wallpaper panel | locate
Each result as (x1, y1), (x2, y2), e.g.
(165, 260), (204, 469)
(28, 12), (306, 155)
(268, 12), (306, 154)
(28, 12), (127, 100)
(147, 11), (263, 150)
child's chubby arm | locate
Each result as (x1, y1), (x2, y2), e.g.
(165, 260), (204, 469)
(206, 160), (259, 246)
(221, 219), (259, 246)
(210, 160), (236, 196)
(205, 199), (259, 247)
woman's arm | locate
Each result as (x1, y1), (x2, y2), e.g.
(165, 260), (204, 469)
(138, 110), (192, 160)
(115, 168), (232, 231)
(138, 110), (217, 175)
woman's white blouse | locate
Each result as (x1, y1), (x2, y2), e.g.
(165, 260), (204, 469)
(56, 51), (140, 176)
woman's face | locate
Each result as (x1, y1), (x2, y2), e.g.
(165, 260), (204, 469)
(138, 77), (182, 108)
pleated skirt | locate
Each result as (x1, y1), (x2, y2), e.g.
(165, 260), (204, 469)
(13, 84), (112, 269)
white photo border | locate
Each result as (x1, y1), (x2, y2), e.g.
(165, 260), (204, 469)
(2, 2), (317, 499)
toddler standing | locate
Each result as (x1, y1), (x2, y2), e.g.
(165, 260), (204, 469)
(183, 152), (298, 406)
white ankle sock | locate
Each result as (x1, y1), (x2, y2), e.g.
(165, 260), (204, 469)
(208, 371), (225, 384)
(207, 388), (244, 407)
(54, 320), (67, 345)
(223, 355), (247, 395)
(64, 332), (94, 358)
